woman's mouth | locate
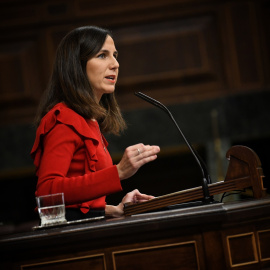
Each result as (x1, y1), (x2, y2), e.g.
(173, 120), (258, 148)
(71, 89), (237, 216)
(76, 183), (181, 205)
(105, 75), (116, 83)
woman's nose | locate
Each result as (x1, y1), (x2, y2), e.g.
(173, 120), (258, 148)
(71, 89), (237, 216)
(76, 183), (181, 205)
(110, 57), (119, 69)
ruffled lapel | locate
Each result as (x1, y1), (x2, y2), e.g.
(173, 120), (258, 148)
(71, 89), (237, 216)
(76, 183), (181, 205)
(30, 103), (101, 170)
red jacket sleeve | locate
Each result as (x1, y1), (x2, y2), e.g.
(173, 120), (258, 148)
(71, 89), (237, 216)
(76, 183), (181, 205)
(35, 123), (122, 205)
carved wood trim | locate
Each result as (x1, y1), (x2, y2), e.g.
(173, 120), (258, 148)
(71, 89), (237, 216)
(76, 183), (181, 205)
(257, 229), (270, 262)
(226, 232), (258, 267)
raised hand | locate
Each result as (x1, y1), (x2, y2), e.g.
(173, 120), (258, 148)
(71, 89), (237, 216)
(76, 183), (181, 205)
(116, 143), (160, 180)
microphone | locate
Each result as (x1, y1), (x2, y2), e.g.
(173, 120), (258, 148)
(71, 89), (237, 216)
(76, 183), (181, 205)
(134, 91), (212, 202)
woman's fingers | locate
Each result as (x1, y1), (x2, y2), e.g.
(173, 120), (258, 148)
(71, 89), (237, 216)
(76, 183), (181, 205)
(133, 193), (155, 203)
(133, 144), (160, 167)
(132, 144), (160, 163)
(116, 144), (160, 180)
(112, 189), (155, 217)
(122, 189), (154, 205)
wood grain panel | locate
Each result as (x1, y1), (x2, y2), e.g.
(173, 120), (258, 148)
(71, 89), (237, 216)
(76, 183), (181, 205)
(0, 2), (38, 28)
(257, 229), (270, 262)
(259, 0), (270, 83)
(222, 2), (264, 90)
(42, 26), (76, 70)
(0, 40), (41, 103)
(0, 36), (43, 124)
(226, 232), (258, 267)
(115, 16), (219, 84)
(21, 254), (106, 270)
(0, 0), (269, 123)
(112, 241), (200, 270)
(40, 0), (75, 21)
(114, 15), (225, 108)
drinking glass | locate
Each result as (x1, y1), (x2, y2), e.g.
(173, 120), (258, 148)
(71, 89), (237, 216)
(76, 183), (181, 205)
(36, 193), (67, 226)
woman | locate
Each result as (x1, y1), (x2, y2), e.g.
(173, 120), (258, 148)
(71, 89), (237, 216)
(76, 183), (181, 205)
(31, 26), (160, 220)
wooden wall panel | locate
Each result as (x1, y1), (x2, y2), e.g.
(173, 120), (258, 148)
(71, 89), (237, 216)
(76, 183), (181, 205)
(114, 15), (225, 109)
(42, 26), (76, 71)
(0, 41), (40, 101)
(0, 2), (39, 28)
(259, 0), (270, 82)
(0, 0), (269, 123)
(0, 36), (42, 123)
(38, 0), (76, 23)
(222, 1), (264, 91)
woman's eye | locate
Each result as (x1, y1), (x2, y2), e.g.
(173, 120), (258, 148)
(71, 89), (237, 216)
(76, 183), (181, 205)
(97, 53), (106, 59)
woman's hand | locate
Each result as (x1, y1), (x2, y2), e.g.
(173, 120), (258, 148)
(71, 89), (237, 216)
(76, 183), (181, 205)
(116, 143), (160, 180)
(105, 189), (154, 218)
(121, 188), (155, 205)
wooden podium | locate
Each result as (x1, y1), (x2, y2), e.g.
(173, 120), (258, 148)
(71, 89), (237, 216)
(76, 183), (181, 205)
(1, 145), (269, 270)
(124, 145), (266, 216)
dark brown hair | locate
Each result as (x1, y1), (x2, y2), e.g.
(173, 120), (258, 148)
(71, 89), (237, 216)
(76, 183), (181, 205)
(35, 26), (126, 134)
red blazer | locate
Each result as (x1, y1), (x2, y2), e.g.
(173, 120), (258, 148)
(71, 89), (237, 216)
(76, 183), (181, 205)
(31, 103), (122, 213)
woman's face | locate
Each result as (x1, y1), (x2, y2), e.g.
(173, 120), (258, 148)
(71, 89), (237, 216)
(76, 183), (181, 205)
(86, 35), (119, 101)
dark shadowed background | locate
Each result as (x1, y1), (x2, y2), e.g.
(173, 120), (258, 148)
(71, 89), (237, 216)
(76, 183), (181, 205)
(0, 0), (269, 233)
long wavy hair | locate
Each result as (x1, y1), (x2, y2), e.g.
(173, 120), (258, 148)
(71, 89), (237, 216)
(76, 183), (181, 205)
(35, 26), (126, 135)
